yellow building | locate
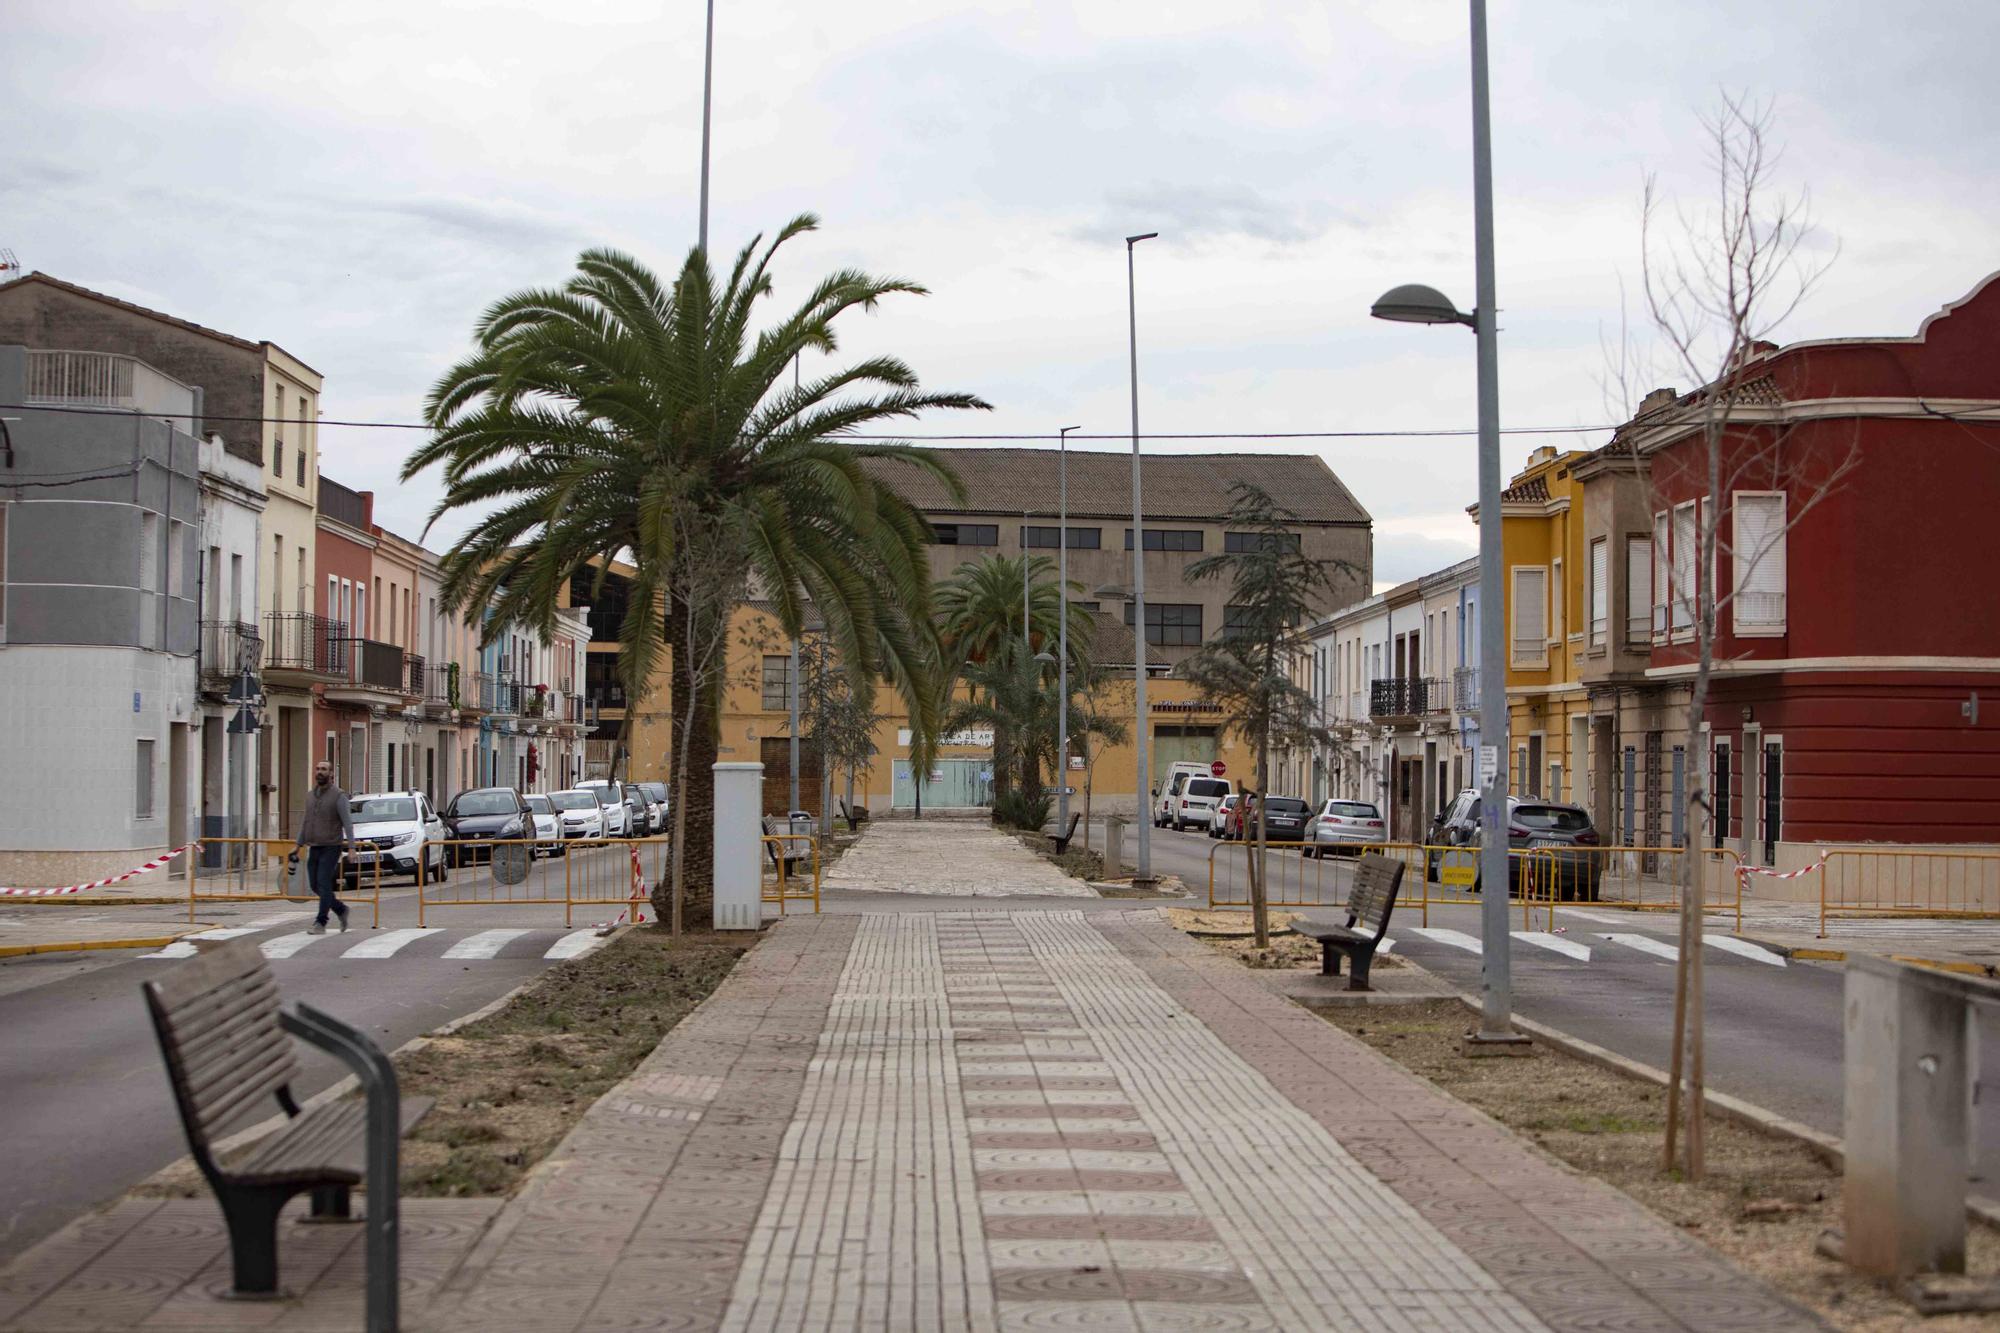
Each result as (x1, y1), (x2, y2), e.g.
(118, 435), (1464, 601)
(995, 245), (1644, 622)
(1479, 446), (1594, 805)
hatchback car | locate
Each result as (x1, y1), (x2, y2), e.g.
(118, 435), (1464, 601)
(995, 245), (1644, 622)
(1257, 796), (1312, 843)
(578, 779), (630, 836)
(1169, 776), (1234, 832)
(344, 791), (447, 885)
(637, 781), (670, 831)
(623, 789), (649, 837)
(550, 788), (605, 840)
(440, 787), (530, 864)
(1208, 794), (1239, 838)
(1304, 799), (1387, 858)
(1427, 790), (1604, 898)
(523, 793), (565, 857)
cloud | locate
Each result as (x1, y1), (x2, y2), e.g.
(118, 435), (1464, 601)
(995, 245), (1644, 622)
(1078, 182), (1342, 247)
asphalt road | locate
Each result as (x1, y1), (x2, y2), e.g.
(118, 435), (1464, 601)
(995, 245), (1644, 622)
(0, 840), (650, 1254)
(1113, 818), (2000, 1203)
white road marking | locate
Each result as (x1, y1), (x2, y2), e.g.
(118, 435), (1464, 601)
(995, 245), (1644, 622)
(1602, 932), (1680, 962)
(1707, 935), (1787, 967)
(140, 927), (264, 959)
(1511, 931), (1592, 962)
(443, 929), (531, 960)
(1560, 908), (1649, 927)
(259, 932), (328, 959)
(544, 930), (606, 961)
(1408, 927), (1484, 955)
(340, 928), (442, 959)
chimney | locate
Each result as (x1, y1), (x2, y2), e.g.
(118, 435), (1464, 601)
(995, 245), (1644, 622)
(1527, 445), (1557, 466)
(1638, 387), (1677, 416)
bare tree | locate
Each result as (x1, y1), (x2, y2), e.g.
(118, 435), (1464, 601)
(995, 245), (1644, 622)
(1627, 93), (1858, 1178)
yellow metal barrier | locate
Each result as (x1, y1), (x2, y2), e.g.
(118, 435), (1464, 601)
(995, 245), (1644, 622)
(189, 837), (382, 928)
(761, 834), (822, 914)
(1523, 844), (1743, 933)
(416, 836), (658, 927)
(1820, 848), (2000, 936)
(1205, 840), (1549, 929)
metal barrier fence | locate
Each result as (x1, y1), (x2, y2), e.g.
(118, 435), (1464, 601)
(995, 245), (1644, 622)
(189, 837), (383, 927)
(1206, 840), (1742, 931)
(1820, 848), (2000, 936)
(761, 834), (822, 914)
(417, 837), (663, 926)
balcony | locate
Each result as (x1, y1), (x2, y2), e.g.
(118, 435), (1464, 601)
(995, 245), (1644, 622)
(403, 652), (428, 697)
(1454, 666), (1481, 712)
(199, 620), (262, 692)
(24, 349), (197, 423)
(1368, 676), (1445, 719)
(324, 638), (417, 702)
(263, 613), (349, 678)
(478, 672), (521, 715)
(422, 661), (457, 712)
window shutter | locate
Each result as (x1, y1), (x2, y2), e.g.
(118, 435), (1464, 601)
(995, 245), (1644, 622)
(1651, 513), (1670, 638)
(1733, 493), (1787, 630)
(1589, 538), (1609, 645)
(1626, 537), (1652, 643)
(1671, 504), (1697, 633)
(1511, 567), (1547, 665)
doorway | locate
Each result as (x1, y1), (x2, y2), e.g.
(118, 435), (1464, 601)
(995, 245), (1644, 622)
(891, 758), (992, 809)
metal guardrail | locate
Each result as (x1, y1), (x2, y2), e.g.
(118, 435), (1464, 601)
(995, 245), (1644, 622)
(188, 837), (382, 927)
(1368, 676), (1445, 716)
(1819, 847), (2000, 937)
(761, 834), (822, 914)
(264, 612), (349, 675)
(416, 836), (662, 926)
(1523, 844), (1744, 932)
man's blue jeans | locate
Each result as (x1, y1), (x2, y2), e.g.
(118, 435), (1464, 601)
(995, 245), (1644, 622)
(306, 845), (348, 925)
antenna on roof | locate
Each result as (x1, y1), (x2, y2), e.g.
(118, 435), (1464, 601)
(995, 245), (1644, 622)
(0, 250), (19, 281)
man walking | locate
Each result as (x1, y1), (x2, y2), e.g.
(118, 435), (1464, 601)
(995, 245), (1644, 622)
(294, 760), (354, 934)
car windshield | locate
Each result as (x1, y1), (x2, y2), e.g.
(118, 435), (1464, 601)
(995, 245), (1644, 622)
(1325, 802), (1379, 819)
(1265, 798), (1309, 815)
(452, 791), (517, 817)
(526, 796), (552, 814)
(1514, 804), (1590, 832)
(639, 783), (668, 801)
(551, 792), (594, 811)
(351, 797), (415, 821)
(1187, 779), (1228, 798)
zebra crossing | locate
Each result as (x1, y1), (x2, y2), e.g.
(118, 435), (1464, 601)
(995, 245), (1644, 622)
(1399, 923), (1787, 969)
(140, 920), (609, 963)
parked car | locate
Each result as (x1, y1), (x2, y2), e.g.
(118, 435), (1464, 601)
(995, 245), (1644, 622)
(440, 787), (530, 864)
(1209, 794), (1239, 838)
(623, 788), (649, 837)
(1153, 761), (1219, 826)
(636, 781), (670, 832)
(1167, 775), (1234, 832)
(1426, 789), (1604, 898)
(523, 793), (565, 857)
(343, 791), (447, 886)
(549, 788), (605, 840)
(577, 779), (631, 837)
(1304, 799), (1387, 858)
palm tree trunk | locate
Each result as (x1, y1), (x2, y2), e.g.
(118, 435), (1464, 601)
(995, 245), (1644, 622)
(654, 597), (718, 926)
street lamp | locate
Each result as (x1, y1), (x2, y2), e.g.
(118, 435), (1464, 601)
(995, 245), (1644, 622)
(1125, 231), (1158, 885)
(1057, 425), (1081, 833)
(1369, 0), (1519, 1047)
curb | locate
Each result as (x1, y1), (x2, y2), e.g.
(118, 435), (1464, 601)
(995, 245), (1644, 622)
(1736, 932), (1998, 976)
(0, 934), (187, 958)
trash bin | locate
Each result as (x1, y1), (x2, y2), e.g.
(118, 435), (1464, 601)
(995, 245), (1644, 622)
(1103, 816), (1125, 880)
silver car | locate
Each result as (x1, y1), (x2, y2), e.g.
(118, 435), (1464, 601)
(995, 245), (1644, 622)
(1304, 799), (1387, 858)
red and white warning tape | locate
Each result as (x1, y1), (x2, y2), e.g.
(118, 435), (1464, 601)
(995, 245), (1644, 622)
(0, 843), (201, 897)
(1735, 854), (1826, 886)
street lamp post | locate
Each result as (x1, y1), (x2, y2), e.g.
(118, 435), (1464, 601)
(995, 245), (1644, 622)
(1125, 232), (1157, 886)
(1369, 0), (1520, 1045)
(1057, 425), (1081, 833)
(697, 0), (715, 254)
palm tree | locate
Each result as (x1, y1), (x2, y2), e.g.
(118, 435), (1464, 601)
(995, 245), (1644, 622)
(404, 215), (988, 923)
(935, 554), (1090, 672)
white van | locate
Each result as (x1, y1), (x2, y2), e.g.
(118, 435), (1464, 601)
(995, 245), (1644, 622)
(1153, 762), (1231, 830)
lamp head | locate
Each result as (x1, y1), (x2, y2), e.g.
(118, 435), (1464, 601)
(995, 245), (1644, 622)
(1370, 283), (1474, 327)
(1126, 232), (1159, 246)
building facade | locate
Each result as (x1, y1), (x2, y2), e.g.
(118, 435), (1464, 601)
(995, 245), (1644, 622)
(194, 426), (267, 866)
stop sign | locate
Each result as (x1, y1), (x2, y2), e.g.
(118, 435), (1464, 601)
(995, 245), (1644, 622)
(1210, 760), (1227, 778)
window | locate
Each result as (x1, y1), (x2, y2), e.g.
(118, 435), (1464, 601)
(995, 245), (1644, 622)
(136, 739), (156, 819)
(1510, 566), (1548, 666)
(1224, 530), (1300, 553)
(1625, 536), (1652, 644)
(139, 512), (160, 592)
(1712, 739), (1731, 849)
(1588, 538), (1608, 647)
(272, 534), (284, 614)
(326, 575), (339, 620)
(932, 523), (997, 546)
(1123, 601), (1202, 646)
(1066, 527), (1100, 549)
(1671, 502), (1697, 636)
(271, 385), (284, 476)
(1551, 556), (1564, 645)
(1732, 492), (1787, 634)
(1021, 526), (1059, 548)
(1761, 739), (1783, 866)
(761, 655), (792, 711)
(1124, 528), (1203, 552)
(1223, 605), (1255, 639)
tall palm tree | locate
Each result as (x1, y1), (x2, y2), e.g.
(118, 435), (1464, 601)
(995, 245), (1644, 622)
(936, 553), (1093, 673)
(404, 214), (988, 922)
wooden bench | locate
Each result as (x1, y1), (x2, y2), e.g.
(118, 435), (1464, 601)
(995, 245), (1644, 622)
(837, 799), (869, 832)
(761, 816), (811, 877)
(1048, 813), (1082, 855)
(143, 940), (430, 1311)
(1287, 852), (1404, 991)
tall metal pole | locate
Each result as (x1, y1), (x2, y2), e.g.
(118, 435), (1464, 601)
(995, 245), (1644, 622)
(789, 350), (800, 817)
(1125, 232), (1157, 884)
(1469, 0), (1516, 1041)
(1057, 425), (1080, 833)
(698, 0), (715, 255)
(1022, 512), (1031, 649)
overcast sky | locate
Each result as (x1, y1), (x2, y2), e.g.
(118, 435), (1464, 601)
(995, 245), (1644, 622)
(6, 0), (1996, 590)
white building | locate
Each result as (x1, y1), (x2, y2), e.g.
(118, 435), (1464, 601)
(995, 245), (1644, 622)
(194, 429), (267, 870)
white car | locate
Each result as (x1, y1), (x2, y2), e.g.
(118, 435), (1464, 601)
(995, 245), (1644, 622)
(1169, 775), (1233, 832)
(1209, 794), (1239, 838)
(1304, 799), (1388, 858)
(523, 793), (565, 857)
(578, 779), (631, 837)
(345, 791), (447, 885)
(550, 788), (606, 840)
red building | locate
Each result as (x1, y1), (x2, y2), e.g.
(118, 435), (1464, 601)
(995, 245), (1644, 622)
(1616, 272), (2000, 867)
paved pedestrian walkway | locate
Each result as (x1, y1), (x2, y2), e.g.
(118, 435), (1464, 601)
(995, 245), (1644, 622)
(415, 906), (1816, 1332)
(823, 820), (1095, 898)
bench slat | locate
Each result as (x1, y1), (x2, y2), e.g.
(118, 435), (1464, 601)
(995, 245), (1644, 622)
(238, 1098), (433, 1182)
(191, 1043), (301, 1133)
(181, 1024), (293, 1114)
(160, 973), (283, 1054)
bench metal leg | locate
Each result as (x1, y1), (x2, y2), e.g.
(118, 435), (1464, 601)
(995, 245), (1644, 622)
(1348, 947), (1375, 993)
(305, 1184), (354, 1222)
(1321, 942), (1342, 978)
(219, 1187), (293, 1298)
